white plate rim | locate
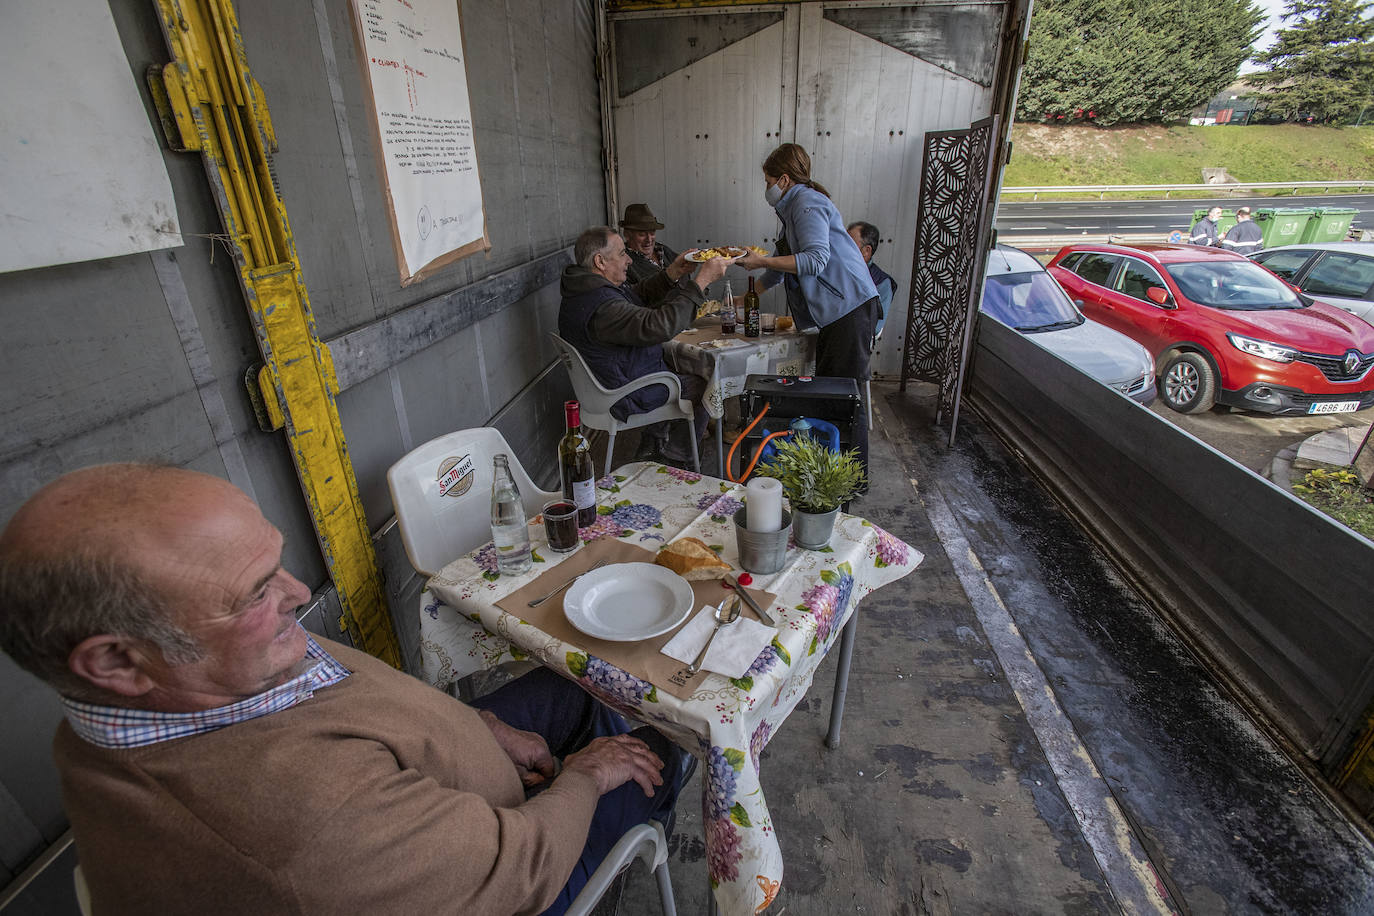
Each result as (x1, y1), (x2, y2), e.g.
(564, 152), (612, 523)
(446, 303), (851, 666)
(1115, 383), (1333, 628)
(563, 562), (694, 641)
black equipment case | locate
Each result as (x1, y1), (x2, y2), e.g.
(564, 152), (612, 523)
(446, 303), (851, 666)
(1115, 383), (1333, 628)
(738, 375), (862, 473)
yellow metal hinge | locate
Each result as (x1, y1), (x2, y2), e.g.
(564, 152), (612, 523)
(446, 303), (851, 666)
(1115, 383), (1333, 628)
(244, 364), (284, 432)
(146, 63), (200, 152)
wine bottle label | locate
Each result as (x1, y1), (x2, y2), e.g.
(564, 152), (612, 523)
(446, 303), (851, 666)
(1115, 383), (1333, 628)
(571, 476), (595, 509)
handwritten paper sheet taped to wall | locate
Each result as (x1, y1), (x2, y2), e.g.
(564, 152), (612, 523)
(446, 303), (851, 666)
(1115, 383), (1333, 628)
(352, 0), (489, 285)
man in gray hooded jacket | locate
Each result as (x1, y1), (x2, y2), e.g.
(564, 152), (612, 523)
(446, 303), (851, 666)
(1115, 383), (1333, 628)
(559, 227), (729, 463)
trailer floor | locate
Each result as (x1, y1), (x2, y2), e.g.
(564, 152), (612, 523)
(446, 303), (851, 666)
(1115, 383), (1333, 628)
(613, 381), (1374, 915)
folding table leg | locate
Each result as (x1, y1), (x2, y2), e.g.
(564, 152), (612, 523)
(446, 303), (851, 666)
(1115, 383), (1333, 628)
(715, 416), (726, 478)
(825, 611), (859, 748)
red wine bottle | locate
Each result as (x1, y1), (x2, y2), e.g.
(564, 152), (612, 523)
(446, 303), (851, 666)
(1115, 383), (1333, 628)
(744, 276), (761, 337)
(559, 400), (597, 527)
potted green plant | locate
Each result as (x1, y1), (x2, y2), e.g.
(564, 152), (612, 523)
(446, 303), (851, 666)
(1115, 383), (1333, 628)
(753, 434), (866, 549)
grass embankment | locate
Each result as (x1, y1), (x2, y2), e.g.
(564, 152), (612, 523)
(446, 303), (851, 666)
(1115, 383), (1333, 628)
(1292, 468), (1374, 540)
(1004, 124), (1374, 198)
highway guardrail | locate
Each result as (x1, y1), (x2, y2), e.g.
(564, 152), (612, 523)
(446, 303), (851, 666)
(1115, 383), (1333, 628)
(1002, 181), (1374, 200)
(995, 232), (1162, 252)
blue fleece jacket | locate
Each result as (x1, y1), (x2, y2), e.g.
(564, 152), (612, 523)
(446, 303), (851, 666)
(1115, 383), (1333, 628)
(761, 185), (879, 330)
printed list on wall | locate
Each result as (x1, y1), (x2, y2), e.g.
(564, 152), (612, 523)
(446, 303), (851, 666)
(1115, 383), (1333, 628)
(352, 0), (489, 285)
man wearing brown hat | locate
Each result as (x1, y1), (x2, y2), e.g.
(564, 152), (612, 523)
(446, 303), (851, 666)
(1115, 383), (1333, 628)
(621, 203), (680, 285)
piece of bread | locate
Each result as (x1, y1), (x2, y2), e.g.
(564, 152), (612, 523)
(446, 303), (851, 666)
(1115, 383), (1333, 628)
(654, 537), (731, 581)
(775, 315), (794, 331)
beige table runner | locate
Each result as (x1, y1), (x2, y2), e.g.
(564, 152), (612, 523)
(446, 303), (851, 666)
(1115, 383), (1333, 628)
(496, 538), (777, 699)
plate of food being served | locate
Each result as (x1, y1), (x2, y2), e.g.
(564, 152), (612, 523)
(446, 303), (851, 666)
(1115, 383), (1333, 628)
(685, 246), (748, 263)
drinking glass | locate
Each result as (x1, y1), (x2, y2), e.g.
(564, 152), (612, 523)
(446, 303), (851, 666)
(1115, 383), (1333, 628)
(542, 500), (581, 552)
(761, 312), (777, 334)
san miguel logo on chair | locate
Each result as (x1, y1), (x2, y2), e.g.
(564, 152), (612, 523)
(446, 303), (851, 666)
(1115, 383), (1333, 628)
(437, 454), (475, 498)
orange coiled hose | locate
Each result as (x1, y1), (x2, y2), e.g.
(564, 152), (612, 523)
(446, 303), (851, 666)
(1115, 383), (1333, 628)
(726, 403), (792, 482)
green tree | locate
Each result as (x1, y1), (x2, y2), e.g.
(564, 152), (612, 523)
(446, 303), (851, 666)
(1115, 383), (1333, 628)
(1017, 0), (1265, 125)
(1248, 0), (1374, 122)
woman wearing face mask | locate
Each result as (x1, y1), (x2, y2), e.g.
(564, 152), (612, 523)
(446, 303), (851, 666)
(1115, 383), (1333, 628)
(736, 142), (880, 481)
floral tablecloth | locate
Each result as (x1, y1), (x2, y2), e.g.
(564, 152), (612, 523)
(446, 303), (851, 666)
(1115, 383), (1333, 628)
(418, 462), (921, 915)
(664, 322), (818, 419)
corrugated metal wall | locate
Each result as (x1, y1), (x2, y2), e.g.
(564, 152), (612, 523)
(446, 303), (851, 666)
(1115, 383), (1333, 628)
(0, 0), (602, 904)
(609, 1), (999, 377)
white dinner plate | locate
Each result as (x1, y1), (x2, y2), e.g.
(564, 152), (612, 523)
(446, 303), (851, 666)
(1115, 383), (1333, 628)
(563, 562), (694, 641)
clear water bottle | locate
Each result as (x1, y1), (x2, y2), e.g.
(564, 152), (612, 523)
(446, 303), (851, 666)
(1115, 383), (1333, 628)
(490, 454), (532, 575)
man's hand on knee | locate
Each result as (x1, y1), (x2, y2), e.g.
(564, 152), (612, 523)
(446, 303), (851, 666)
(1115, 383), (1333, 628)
(479, 710), (557, 788)
(562, 734), (665, 797)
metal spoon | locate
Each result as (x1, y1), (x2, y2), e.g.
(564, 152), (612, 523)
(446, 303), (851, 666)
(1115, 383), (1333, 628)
(723, 573), (775, 626)
(527, 559), (607, 607)
(686, 594), (741, 676)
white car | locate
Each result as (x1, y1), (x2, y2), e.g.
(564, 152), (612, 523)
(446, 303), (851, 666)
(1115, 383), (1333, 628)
(981, 245), (1157, 404)
(1250, 242), (1374, 327)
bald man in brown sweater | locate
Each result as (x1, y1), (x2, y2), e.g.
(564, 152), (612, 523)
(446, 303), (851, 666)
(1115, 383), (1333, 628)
(0, 465), (684, 915)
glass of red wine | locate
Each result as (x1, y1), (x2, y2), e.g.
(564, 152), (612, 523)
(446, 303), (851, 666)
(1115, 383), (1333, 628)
(542, 499), (581, 552)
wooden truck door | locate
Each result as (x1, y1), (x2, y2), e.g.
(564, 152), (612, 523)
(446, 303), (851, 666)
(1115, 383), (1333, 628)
(605, 3), (1003, 369)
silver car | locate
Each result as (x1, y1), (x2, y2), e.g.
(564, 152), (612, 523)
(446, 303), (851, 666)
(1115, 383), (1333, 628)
(1250, 242), (1374, 327)
(981, 245), (1157, 404)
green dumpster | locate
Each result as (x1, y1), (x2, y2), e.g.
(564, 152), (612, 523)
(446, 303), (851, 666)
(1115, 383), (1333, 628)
(1300, 207), (1357, 243)
(1190, 208), (1237, 241)
(1254, 208), (1316, 248)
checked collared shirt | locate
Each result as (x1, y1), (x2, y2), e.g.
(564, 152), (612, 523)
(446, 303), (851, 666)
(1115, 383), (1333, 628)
(61, 631), (351, 749)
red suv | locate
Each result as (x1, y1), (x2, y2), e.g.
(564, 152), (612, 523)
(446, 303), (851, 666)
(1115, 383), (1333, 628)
(1047, 243), (1374, 415)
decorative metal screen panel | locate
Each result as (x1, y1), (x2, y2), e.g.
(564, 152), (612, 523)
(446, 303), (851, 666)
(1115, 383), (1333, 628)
(901, 117), (997, 434)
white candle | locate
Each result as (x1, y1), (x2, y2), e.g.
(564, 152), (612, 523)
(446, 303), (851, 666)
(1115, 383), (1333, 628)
(746, 477), (783, 532)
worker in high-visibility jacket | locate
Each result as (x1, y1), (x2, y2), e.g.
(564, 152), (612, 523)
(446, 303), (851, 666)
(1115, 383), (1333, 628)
(1190, 206), (1223, 246)
(1220, 207), (1264, 257)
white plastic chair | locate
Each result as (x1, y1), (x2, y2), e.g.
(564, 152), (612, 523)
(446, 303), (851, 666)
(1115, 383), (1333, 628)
(567, 820), (677, 916)
(551, 334), (699, 477)
(387, 427), (558, 577)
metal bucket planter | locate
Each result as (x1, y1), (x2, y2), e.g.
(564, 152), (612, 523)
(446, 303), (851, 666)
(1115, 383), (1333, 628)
(732, 507), (793, 575)
(792, 507), (839, 550)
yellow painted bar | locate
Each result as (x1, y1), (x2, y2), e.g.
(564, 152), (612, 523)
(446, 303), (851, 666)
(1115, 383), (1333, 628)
(153, 0), (402, 666)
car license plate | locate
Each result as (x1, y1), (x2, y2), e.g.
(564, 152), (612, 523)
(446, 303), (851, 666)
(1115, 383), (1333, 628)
(1308, 401), (1360, 415)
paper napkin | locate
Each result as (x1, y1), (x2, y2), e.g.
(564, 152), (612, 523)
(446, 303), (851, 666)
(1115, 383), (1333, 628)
(661, 605), (777, 679)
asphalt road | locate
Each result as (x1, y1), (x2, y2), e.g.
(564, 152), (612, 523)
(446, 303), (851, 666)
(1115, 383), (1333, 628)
(996, 193), (1374, 241)
(1147, 399), (1374, 473)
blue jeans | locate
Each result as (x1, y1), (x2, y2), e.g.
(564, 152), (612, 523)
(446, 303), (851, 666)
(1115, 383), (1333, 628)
(470, 668), (685, 915)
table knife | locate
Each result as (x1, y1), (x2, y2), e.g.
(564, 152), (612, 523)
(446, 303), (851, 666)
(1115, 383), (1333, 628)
(725, 573), (775, 626)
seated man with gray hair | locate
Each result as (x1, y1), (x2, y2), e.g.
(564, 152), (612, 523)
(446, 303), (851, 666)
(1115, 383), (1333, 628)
(559, 226), (728, 464)
(0, 464), (690, 915)
(847, 220), (897, 337)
